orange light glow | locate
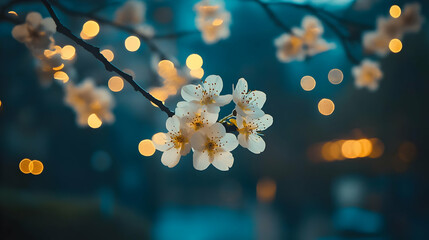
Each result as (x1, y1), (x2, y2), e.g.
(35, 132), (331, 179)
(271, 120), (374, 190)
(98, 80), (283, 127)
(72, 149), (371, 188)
(54, 71), (69, 83)
(29, 160), (44, 175)
(81, 20), (99, 39)
(328, 69), (344, 85)
(300, 76), (316, 91)
(256, 178), (277, 203)
(318, 98), (335, 116)
(389, 39), (402, 53)
(101, 49), (114, 62)
(138, 139), (156, 157)
(88, 113), (102, 128)
(390, 5), (401, 18)
(52, 63), (64, 71)
(108, 76), (124, 92)
(125, 36), (141, 52)
(61, 45), (76, 60)
(19, 158), (32, 174)
(186, 54), (203, 70)
(190, 68), (204, 79)
(8, 11), (18, 16)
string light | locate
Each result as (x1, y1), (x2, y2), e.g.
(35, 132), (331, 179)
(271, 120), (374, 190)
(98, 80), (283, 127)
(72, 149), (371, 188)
(19, 158), (32, 174)
(88, 113), (102, 128)
(80, 20), (100, 39)
(108, 76), (124, 92)
(101, 49), (114, 62)
(300, 76), (316, 91)
(186, 54), (203, 70)
(125, 36), (140, 52)
(8, 11), (18, 16)
(190, 68), (204, 79)
(318, 98), (335, 116)
(61, 45), (76, 60)
(54, 71), (69, 83)
(256, 178), (277, 203)
(389, 39), (402, 53)
(389, 5), (401, 18)
(29, 160), (44, 175)
(138, 139), (156, 157)
(328, 69), (343, 85)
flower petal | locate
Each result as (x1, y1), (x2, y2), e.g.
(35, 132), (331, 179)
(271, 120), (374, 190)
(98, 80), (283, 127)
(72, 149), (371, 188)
(166, 115), (181, 133)
(203, 75), (223, 97)
(238, 133), (249, 148)
(248, 90), (266, 109)
(193, 150), (211, 171)
(233, 78), (248, 103)
(161, 147), (181, 168)
(153, 132), (173, 151)
(26, 12), (42, 29)
(214, 94), (232, 106)
(206, 122), (226, 139)
(253, 114), (273, 131)
(181, 84), (203, 102)
(190, 131), (206, 151)
(212, 151), (234, 171)
(219, 133), (238, 152)
(11, 24), (29, 42)
(247, 134), (266, 154)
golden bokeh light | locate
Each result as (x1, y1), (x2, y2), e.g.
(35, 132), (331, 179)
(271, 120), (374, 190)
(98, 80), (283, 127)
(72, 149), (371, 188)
(318, 98), (335, 116)
(389, 39), (402, 53)
(300, 75), (316, 91)
(212, 18), (224, 26)
(341, 140), (362, 159)
(186, 54), (203, 70)
(358, 139), (373, 157)
(108, 76), (124, 92)
(52, 63), (64, 71)
(19, 158), (32, 174)
(54, 71), (69, 83)
(29, 160), (44, 175)
(256, 178), (277, 203)
(61, 45), (76, 60)
(81, 20), (99, 39)
(190, 68), (205, 79)
(88, 113), (102, 129)
(389, 5), (401, 18)
(101, 49), (114, 62)
(328, 69), (343, 85)
(138, 139), (156, 157)
(125, 36), (141, 52)
(0, 100), (2, 108)
(152, 132), (167, 146)
(8, 11), (18, 16)
(158, 60), (175, 70)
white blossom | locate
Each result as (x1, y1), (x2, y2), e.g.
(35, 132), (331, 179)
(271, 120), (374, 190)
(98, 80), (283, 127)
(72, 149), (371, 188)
(11, 12), (56, 55)
(190, 123), (238, 171)
(233, 78), (266, 118)
(153, 116), (191, 168)
(352, 59), (383, 91)
(65, 79), (115, 126)
(362, 31), (390, 56)
(194, 0), (231, 44)
(175, 102), (218, 132)
(180, 75), (232, 114)
(114, 0), (145, 25)
(236, 114), (273, 154)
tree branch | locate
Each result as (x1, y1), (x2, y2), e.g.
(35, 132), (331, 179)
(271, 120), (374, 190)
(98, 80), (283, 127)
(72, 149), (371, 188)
(40, 0), (175, 117)
(253, 0), (292, 33)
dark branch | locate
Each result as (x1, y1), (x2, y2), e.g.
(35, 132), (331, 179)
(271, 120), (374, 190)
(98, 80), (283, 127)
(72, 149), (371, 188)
(40, 0), (174, 117)
(253, 0), (292, 32)
(153, 30), (199, 39)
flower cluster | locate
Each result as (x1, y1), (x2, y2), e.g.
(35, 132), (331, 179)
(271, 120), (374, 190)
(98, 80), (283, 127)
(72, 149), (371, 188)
(114, 0), (154, 37)
(152, 75), (273, 171)
(65, 79), (115, 127)
(352, 59), (383, 91)
(363, 3), (424, 56)
(274, 16), (335, 63)
(194, 0), (231, 44)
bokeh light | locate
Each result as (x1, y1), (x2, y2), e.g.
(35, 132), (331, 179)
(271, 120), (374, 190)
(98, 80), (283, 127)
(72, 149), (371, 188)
(138, 139), (156, 157)
(341, 140), (362, 159)
(186, 54), (203, 70)
(0, 99), (2, 108)
(328, 69), (344, 85)
(101, 49), (114, 62)
(29, 160), (44, 175)
(256, 178), (277, 203)
(8, 11), (18, 16)
(190, 68), (205, 79)
(19, 158), (31, 174)
(108, 76), (124, 92)
(61, 45), (76, 60)
(125, 36), (141, 52)
(88, 113), (102, 129)
(389, 5), (401, 18)
(53, 71), (69, 83)
(318, 98), (335, 116)
(300, 76), (316, 91)
(52, 63), (64, 71)
(80, 20), (100, 39)
(389, 39), (402, 53)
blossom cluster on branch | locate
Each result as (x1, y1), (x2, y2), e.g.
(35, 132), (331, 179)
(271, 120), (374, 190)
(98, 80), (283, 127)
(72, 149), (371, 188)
(194, 0), (231, 44)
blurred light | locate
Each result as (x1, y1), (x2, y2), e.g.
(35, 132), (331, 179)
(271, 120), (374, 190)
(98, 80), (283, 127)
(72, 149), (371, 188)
(398, 141), (417, 162)
(138, 139), (156, 157)
(61, 45), (76, 60)
(108, 76), (124, 92)
(0, 100), (2, 108)
(101, 49), (114, 62)
(149, 89), (168, 107)
(91, 150), (112, 172)
(358, 139), (372, 157)
(389, 39), (402, 53)
(300, 76), (316, 91)
(256, 178), (277, 203)
(125, 36), (140, 52)
(81, 20), (99, 39)
(54, 71), (69, 83)
(152, 132), (168, 146)
(8, 11), (18, 16)
(212, 18), (224, 26)
(44, 45), (61, 58)
(158, 60), (175, 70)
(88, 113), (102, 128)
(318, 98), (335, 116)
(190, 68), (204, 79)
(186, 54), (203, 70)
(369, 138), (384, 158)
(52, 63), (64, 71)
(389, 5), (401, 18)
(328, 69), (343, 85)
(29, 160), (44, 175)
(19, 158), (31, 174)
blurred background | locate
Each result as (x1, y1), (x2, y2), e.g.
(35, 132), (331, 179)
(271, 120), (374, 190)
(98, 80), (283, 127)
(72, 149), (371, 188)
(1, 0), (429, 239)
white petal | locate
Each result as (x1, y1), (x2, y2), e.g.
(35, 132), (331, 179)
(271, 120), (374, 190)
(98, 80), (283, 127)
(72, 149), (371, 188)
(219, 133), (238, 152)
(233, 78), (248, 103)
(26, 12), (42, 29)
(11, 24), (29, 42)
(253, 114), (273, 131)
(243, 106), (265, 118)
(206, 104), (220, 114)
(153, 132), (173, 151)
(203, 75), (223, 97)
(236, 114), (245, 129)
(248, 90), (266, 109)
(212, 151), (234, 171)
(206, 122), (226, 139)
(247, 134), (266, 154)
(214, 94), (232, 106)
(161, 148), (181, 168)
(190, 132), (206, 151)
(40, 17), (56, 35)
(201, 110), (219, 126)
(166, 115), (181, 133)
(238, 133), (249, 148)
(180, 143), (191, 156)
(181, 84), (203, 102)
(193, 150), (211, 171)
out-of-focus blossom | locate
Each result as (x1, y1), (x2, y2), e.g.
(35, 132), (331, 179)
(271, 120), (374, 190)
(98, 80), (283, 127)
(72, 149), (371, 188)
(114, 0), (145, 25)
(233, 78), (266, 118)
(65, 79), (115, 126)
(135, 24), (155, 38)
(363, 31), (390, 56)
(352, 59), (383, 91)
(194, 0), (231, 44)
(153, 116), (191, 168)
(190, 123), (238, 171)
(11, 12), (56, 55)
(274, 16), (334, 62)
(236, 114), (273, 154)
(353, 0), (379, 11)
(37, 45), (75, 86)
(399, 3), (425, 33)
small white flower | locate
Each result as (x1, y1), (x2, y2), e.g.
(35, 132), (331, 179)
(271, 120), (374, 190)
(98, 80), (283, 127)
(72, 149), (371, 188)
(363, 31), (391, 56)
(114, 0), (145, 25)
(194, 0), (231, 44)
(153, 115), (191, 168)
(352, 59), (383, 91)
(180, 75), (232, 114)
(175, 102), (218, 131)
(399, 3), (425, 33)
(190, 123), (238, 171)
(233, 78), (266, 118)
(65, 79), (115, 126)
(12, 12), (56, 54)
(236, 114), (273, 154)
(274, 33), (305, 62)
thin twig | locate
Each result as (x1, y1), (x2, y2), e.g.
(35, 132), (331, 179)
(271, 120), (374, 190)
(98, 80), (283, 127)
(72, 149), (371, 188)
(40, 0), (175, 117)
(253, 0), (292, 32)
(153, 30), (200, 39)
